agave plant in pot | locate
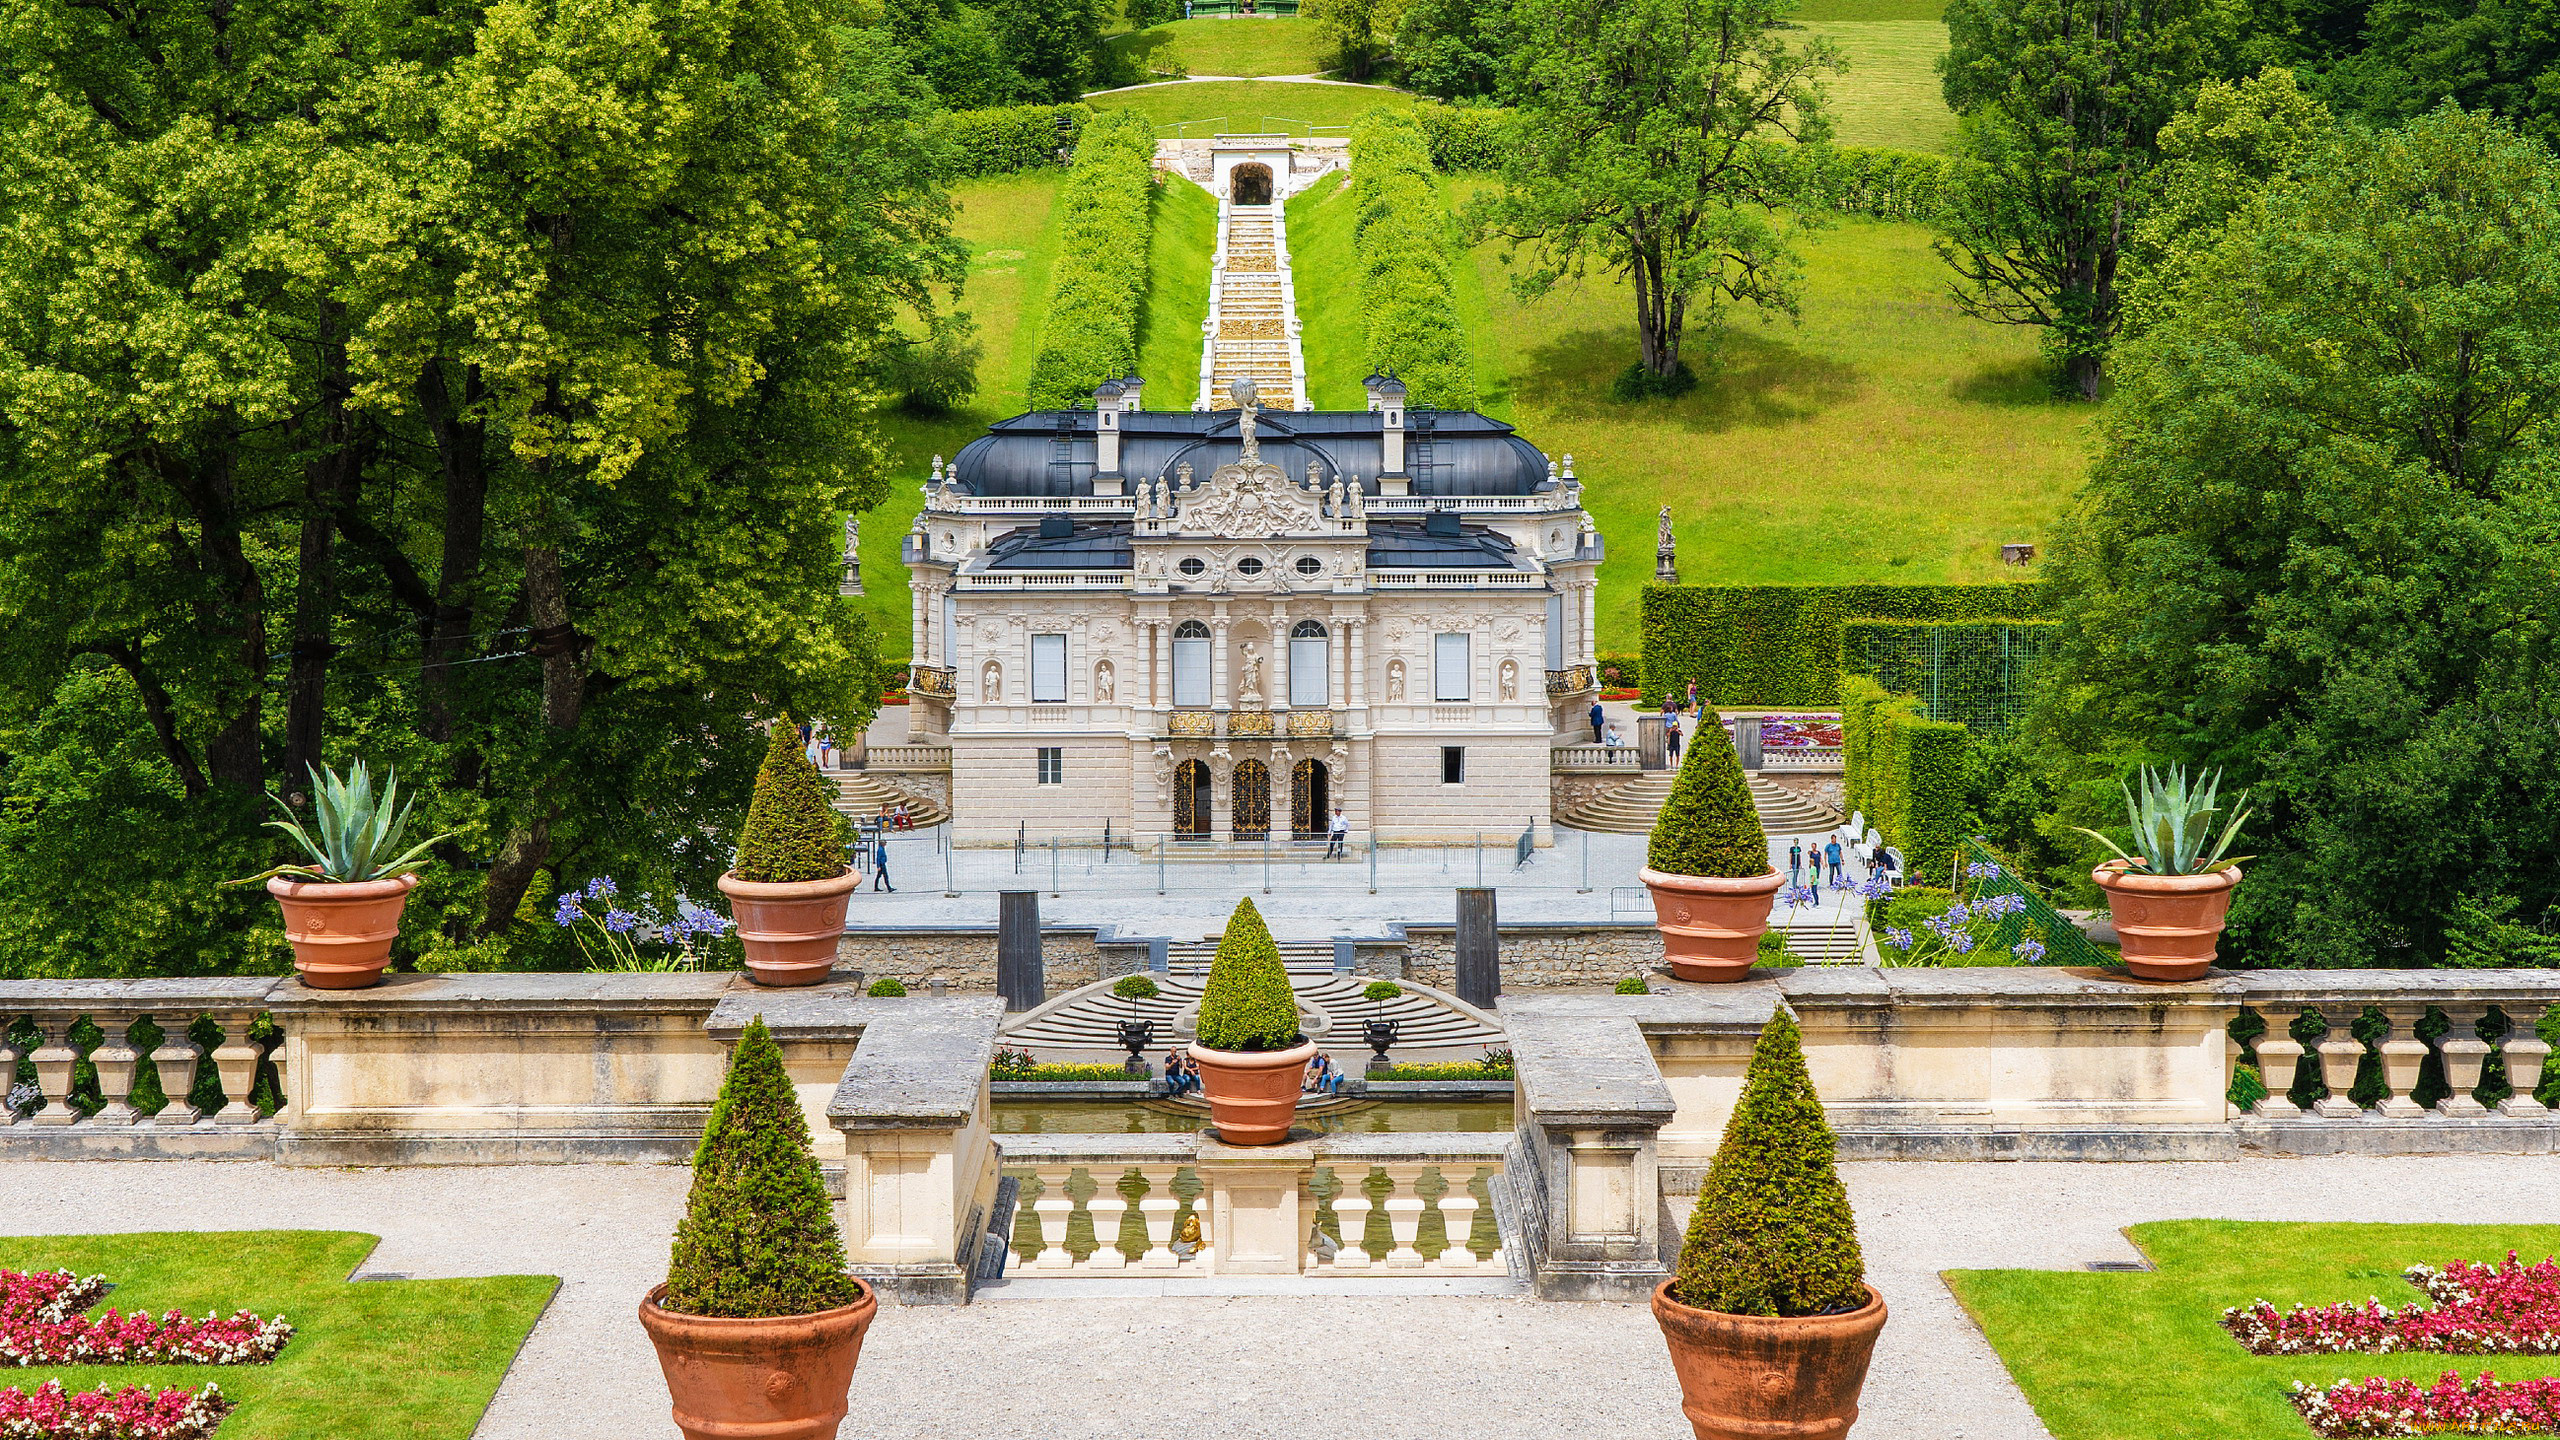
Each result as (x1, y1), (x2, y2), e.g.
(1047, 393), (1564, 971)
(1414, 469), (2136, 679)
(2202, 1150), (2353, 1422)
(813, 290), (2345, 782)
(1655, 1010), (1884, 1440)
(2074, 765), (2253, 982)
(1188, 897), (1314, 1144)
(1640, 732), (1784, 983)
(720, 720), (858, 987)
(225, 762), (451, 990)
(641, 1015), (875, 1440)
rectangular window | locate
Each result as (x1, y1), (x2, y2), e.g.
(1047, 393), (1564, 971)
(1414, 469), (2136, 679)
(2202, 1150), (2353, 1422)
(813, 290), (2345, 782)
(1434, 632), (1472, 702)
(1289, 634), (1328, 707)
(1036, 747), (1063, 785)
(1172, 632), (1210, 707)
(1546, 594), (1565, 671)
(1441, 746), (1466, 785)
(1030, 634), (1066, 703)
(940, 594), (957, 665)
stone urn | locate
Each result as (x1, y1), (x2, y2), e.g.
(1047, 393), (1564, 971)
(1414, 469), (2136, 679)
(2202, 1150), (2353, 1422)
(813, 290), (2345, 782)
(1653, 1280), (1888, 1440)
(1187, 1038), (1317, 1145)
(639, 1281), (876, 1440)
(1639, 867), (1786, 983)
(2091, 861), (2242, 982)
(718, 870), (860, 987)
(269, 873), (421, 989)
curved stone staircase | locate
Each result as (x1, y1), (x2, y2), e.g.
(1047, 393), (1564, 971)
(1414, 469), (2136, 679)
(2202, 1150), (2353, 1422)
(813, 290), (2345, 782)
(1003, 942), (1505, 1061)
(833, 771), (948, 828)
(1558, 772), (1838, 836)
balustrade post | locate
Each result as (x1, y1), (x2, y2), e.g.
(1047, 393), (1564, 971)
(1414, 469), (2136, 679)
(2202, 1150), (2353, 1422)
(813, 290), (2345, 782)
(2311, 1009), (2366, 1119)
(1085, 1168), (1132, 1270)
(1136, 1165), (1183, 1270)
(2252, 1033), (2305, 1119)
(2500, 1035), (2551, 1117)
(0, 1028), (25, 1125)
(150, 1021), (206, 1127)
(30, 1018), (78, 1127)
(1431, 1168), (1481, 1272)
(1380, 1162), (1429, 1268)
(86, 1014), (143, 1126)
(211, 1013), (265, 1125)
(2375, 1006), (2429, 1119)
(2434, 1007), (2492, 1119)
(1031, 1165), (1079, 1271)
(1330, 1169), (1374, 1270)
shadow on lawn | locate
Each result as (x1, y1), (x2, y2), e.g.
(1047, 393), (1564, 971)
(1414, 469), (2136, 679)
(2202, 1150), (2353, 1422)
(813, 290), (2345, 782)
(1515, 323), (1862, 432)
(1950, 355), (2068, 407)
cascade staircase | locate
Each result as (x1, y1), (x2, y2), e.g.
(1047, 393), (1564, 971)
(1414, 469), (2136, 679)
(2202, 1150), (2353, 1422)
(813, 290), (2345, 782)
(832, 771), (948, 828)
(1200, 203), (1305, 410)
(1557, 772), (1839, 837)
(1002, 943), (1505, 1058)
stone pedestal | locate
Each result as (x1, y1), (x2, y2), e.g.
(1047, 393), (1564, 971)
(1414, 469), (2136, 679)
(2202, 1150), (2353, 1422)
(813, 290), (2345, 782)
(1196, 1134), (1316, 1276)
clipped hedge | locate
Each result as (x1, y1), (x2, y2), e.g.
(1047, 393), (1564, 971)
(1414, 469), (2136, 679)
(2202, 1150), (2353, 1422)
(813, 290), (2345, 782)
(1411, 102), (1508, 172)
(1349, 111), (1479, 410)
(1025, 110), (1158, 409)
(1640, 583), (2047, 707)
(1839, 620), (2059, 736)
(941, 103), (1093, 179)
(1841, 675), (1970, 882)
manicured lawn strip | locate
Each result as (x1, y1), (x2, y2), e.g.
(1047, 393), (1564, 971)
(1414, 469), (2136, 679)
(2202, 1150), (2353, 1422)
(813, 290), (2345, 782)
(1947, 1221), (2560, 1440)
(1285, 173), (1368, 410)
(1105, 18), (1335, 78)
(1807, 21), (1955, 153)
(1084, 79), (1413, 137)
(1139, 173), (1219, 409)
(0, 1231), (554, 1440)
(1792, 0), (1944, 22)
(1438, 174), (1514, 421)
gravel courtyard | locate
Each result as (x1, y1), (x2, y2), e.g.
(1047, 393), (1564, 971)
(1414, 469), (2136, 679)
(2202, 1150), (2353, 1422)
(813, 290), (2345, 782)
(10, 1155), (2554, 1439)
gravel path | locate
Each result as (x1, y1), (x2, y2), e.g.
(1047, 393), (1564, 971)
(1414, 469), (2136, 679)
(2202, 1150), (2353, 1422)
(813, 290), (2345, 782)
(9, 1155), (2556, 1439)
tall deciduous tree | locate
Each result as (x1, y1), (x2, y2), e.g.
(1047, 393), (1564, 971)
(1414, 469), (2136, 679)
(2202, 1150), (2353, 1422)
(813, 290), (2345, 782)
(2040, 108), (2560, 966)
(1476, 0), (1841, 392)
(1933, 0), (2238, 398)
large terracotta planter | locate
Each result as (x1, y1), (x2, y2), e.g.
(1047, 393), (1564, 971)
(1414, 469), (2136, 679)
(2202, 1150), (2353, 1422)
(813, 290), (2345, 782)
(269, 873), (420, 990)
(2091, 861), (2242, 982)
(1641, 867), (1786, 983)
(718, 870), (860, 987)
(1187, 1038), (1317, 1145)
(639, 1281), (876, 1440)
(1653, 1280), (1888, 1440)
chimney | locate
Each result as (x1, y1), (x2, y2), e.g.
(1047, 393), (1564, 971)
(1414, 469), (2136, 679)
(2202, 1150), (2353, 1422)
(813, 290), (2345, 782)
(1363, 373), (1387, 412)
(1092, 381), (1124, 493)
(1121, 371), (1144, 413)
(1377, 377), (1408, 493)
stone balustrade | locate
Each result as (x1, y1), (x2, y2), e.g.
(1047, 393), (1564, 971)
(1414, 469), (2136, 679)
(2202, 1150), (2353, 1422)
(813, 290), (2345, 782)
(2231, 972), (2553, 1145)
(1551, 743), (1640, 772)
(0, 979), (282, 1155)
(1760, 745), (1844, 771)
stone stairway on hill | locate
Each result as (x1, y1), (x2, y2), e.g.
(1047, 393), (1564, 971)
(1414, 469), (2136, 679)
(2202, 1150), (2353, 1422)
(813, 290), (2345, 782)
(832, 771), (947, 828)
(1199, 202), (1309, 411)
(1557, 772), (1840, 837)
(1002, 957), (1505, 1059)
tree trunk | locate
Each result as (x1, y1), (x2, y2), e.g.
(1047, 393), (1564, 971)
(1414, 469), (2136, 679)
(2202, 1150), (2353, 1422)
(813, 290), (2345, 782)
(2068, 349), (2104, 401)
(479, 813), (552, 937)
(285, 304), (357, 785)
(418, 359), (489, 743)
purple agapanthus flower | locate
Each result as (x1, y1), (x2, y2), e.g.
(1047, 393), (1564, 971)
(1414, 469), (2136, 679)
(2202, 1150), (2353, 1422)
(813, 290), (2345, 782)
(584, 875), (618, 901)
(1966, 861), (2002, 879)
(551, 892), (583, 927)
(1945, 930), (1977, 954)
(1781, 883), (1819, 909)
(2014, 938), (2048, 964)
(1884, 927), (1914, 950)
(1942, 902), (1971, 926)
(1854, 875), (1894, 901)
(602, 908), (641, 935)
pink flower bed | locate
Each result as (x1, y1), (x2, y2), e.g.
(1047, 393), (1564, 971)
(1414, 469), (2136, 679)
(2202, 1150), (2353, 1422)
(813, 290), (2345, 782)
(2225, 1254), (2560, 1356)
(0, 1270), (291, 1368)
(2293, 1371), (2560, 1437)
(1758, 714), (1842, 748)
(0, 1380), (232, 1439)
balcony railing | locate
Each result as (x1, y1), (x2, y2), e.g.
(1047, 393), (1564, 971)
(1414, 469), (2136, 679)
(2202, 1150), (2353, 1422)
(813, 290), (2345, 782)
(1545, 664), (1596, 696)
(1551, 743), (1640, 771)
(909, 664), (956, 699)
(859, 744), (952, 773)
(1760, 745), (1842, 770)
(1369, 570), (1544, 588)
(1284, 709), (1340, 737)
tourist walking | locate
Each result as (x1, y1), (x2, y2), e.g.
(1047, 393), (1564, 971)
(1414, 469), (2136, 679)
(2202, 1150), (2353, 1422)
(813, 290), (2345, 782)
(1825, 835), (1845, 887)
(1685, 679), (1699, 712)
(1325, 806), (1349, 860)
(872, 832), (894, 892)
(1665, 710), (1684, 763)
(1788, 840), (1803, 887)
(1589, 700), (1605, 743)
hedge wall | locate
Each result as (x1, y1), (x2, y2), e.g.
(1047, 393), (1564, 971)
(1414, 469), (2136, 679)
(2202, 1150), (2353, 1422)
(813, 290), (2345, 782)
(1838, 620), (2059, 736)
(1841, 675), (1970, 882)
(1349, 111), (1478, 410)
(1411, 103), (1507, 173)
(941, 104), (1093, 179)
(1025, 110), (1158, 410)
(1640, 583), (2047, 707)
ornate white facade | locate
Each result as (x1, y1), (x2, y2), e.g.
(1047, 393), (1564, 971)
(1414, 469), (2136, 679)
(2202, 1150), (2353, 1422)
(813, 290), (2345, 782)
(903, 376), (1603, 846)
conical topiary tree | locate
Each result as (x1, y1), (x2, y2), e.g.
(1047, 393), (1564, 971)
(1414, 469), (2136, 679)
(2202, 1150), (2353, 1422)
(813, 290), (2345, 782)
(733, 719), (847, 884)
(662, 1016), (861, 1317)
(1673, 1010), (1867, 1316)
(1647, 728), (1771, 879)
(1194, 897), (1301, 1052)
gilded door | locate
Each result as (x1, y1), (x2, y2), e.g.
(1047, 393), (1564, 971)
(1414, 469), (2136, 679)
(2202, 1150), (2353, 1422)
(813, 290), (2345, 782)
(1232, 760), (1271, 840)
(1175, 760), (1211, 837)
(1291, 759), (1328, 838)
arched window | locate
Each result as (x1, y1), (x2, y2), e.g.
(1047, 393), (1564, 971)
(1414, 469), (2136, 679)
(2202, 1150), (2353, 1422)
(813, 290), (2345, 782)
(1173, 621), (1211, 707)
(1288, 620), (1328, 708)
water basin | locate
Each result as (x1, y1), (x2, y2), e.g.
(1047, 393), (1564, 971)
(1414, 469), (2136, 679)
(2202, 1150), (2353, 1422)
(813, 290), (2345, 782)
(992, 1099), (1513, 1135)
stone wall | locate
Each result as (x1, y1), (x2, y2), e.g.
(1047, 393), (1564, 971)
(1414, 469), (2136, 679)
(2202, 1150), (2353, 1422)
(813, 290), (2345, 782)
(1400, 923), (1663, 989)
(1550, 772), (1640, 813)
(1759, 771), (1846, 819)
(835, 928), (1104, 992)
(866, 769), (951, 813)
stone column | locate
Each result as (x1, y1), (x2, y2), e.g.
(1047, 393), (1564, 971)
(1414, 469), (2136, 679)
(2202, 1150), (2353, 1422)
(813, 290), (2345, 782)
(1580, 579), (1597, 667)
(2501, 1032), (2551, 1116)
(827, 995), (1005, 1306)
(0, 1029), (24, 1125)
(1212, 613), (1232, 710)
(151, 1023), (207, 1127)
(1638, 715), (1666, 770)
(1196, 1133), (1313, 1276)
(1347, 621), (1366, 708)
(1270, 605), (1289, 709)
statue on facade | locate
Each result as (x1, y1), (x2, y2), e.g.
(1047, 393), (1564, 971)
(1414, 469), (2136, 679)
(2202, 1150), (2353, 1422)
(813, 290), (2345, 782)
(1499, 659), (1519, 701)
(1655, 505), (1680, 583)
(1094, 661), (1115, 703)
(840, 515), (862, 596)
(1386, 660), (1406, 702)
(1230, 378), (1261, 465)
(1236, 640), (1265, 705)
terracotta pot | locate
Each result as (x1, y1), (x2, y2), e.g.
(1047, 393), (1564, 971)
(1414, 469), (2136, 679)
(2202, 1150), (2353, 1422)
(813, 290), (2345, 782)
(639, 1281), (876, 1440)
(269, 873), (420, 990)
(2091, 861), (2242, 982)
(718, 870), (860, 987)
(1187, 1038), (1317, 1145)
(1640, 867), (1787, 983)
(1653, 1280), (1888, 1440)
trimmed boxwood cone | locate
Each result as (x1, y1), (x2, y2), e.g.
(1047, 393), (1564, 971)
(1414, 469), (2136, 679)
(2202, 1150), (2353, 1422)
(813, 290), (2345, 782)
(1641, 734), (1782, 983)
(641, 1016), (875, 1440)
(722, 720), (856, 987)
(1656, 1011), (1884, 1440)
(1188, 898), (1313, 1145)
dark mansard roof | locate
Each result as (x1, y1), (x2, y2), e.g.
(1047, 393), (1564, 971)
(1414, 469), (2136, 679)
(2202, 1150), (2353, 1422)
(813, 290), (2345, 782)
(984, 513), (1520, 572)
(948, 406), (1555, 499)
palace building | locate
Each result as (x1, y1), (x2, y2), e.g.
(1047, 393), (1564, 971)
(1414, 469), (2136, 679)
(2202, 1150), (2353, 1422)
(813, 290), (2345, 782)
(901, 374), (1604, 846)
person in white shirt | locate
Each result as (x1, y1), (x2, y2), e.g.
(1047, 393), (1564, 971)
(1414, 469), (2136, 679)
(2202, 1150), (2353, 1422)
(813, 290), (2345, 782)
(1325, 807), (1350, 860)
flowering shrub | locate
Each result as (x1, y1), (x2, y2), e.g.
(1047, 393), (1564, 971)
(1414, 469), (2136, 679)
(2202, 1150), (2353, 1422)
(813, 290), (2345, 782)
(2292, 1370), (2560, 1436)
(550, 877), (733, 972)
(0, 1269), (290, 1369)
(2225, 1253), (2560, 1356)
(0, 1380), (231, 1439)
(1873, 862), (2045, 966)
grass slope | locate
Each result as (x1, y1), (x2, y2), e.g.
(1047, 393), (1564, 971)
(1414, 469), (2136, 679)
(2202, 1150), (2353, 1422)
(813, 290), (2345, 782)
(1139, 175), (1219, 408)
(1286, 173), (1366, 409)
(1107, 18), (1335, 78)
(0, 1231), (553, 1440)
(1084, 79), (1414, 137)
(1453, 179), (2083, 646)
(1808, 21), (1956, 152)
(1950, 1220), (2560, 1440)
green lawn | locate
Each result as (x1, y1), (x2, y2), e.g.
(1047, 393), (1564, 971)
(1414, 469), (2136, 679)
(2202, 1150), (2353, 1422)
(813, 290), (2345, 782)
(1795, 0), (1943, 18)
(0, 1231), (553, 1440)
(1084, 78), (1413, 137)
(1949, 1221), (2560, 1440)
(1286, 172), (1366, 408)
(1139, 174), (1219, 409)
(1105, 18), (1335, 78)
(1809, 21), (1955, 152)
